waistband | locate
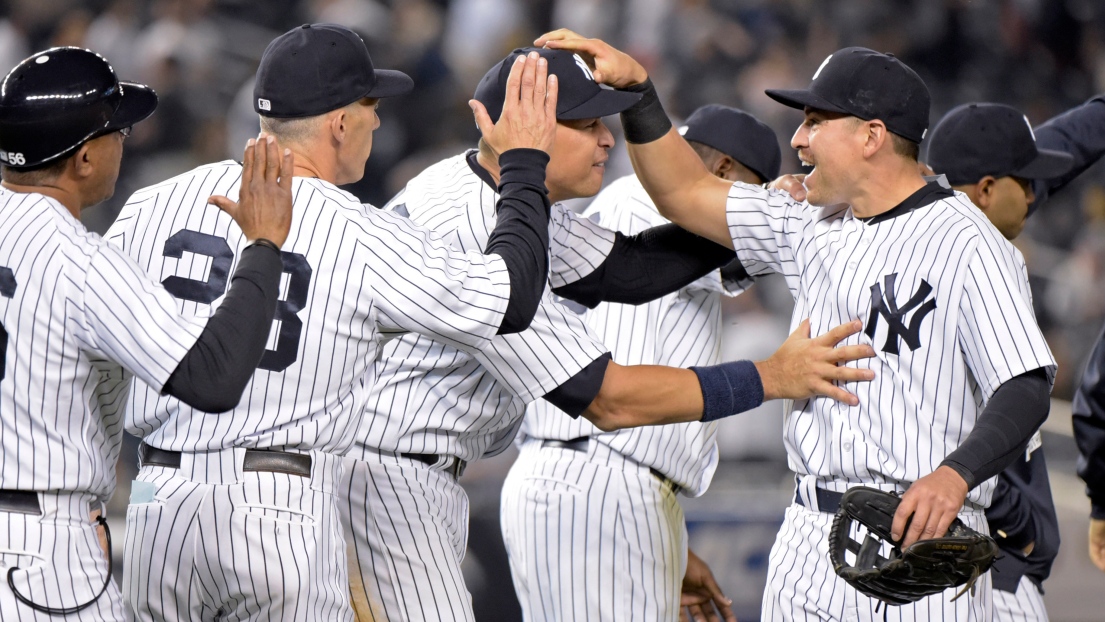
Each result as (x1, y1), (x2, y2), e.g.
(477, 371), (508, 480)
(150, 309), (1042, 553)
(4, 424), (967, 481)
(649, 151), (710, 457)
(0, 490), (101, 521)
(137, 443), (342, 490)
(792, 475), (984, 514)
(352, 447), (467, 480)
(537, 437), (682, 495)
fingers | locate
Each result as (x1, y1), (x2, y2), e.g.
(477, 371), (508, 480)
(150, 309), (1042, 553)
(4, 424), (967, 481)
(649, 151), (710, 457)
(891, 495), (916, 544)
(519, 52), (538, 109)
(686, 603), (706, 622)
(545, 74), (558, 119)
(533, 55), (547, 107)
(251, 134), (269, 195)
(816, 319), (863, 346)
(279, 147), (294, 192)
(207, 195), (237, 217)
(828, 345), (877, 367)
(534, 28), (584, 47)
(264, 134), (280, 183)
(504, 54), (525, 109)
(469, 100), (494, 139)
(814, 382), (859, 406)
(240, 137), (256, 197)
(680, 606), (692, 622)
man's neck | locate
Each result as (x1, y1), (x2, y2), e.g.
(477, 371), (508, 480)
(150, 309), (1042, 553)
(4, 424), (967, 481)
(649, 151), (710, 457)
(0, 180), (82, 219)
(847, 163), (928, 219)
(474, 149), (502, 187)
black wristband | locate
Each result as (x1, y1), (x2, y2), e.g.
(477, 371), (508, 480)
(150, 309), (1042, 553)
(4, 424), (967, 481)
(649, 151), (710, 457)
(620, 79), (673, 144)
(247, 238), (281, 255)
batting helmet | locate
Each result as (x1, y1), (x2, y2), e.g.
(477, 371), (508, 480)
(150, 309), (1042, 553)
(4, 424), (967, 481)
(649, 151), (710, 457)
(0, 47), (157, 169)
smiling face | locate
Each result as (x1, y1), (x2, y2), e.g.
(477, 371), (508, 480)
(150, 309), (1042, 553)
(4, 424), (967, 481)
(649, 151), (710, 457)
(544, 117), (615, 203)
(791, 108), (867, 206)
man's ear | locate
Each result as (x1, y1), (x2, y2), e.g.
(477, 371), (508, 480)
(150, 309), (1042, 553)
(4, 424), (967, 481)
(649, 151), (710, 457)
(713, 155), (734, 180)
(974, 176), (997, 211)
(328, 109), (346, 144)
(71, 142), (95, 180)
(862, 120), (889, 159)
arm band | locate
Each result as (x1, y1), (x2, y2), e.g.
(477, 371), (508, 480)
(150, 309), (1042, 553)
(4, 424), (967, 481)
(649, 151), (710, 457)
(162, 242), (283, 412)
(690, 360), (765, 422)
(620, 79), (673, 144)
(552, 225), (738, 309)
(940, 368), (1051, 489)
(484, 148), (552, 334)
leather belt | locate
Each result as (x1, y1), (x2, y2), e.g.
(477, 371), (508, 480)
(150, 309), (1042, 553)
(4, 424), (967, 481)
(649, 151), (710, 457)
(0, 489), (42, 515)
(401, 453), (467, 479)
(795, 486), (845, 514)
(139, 443), (313, 478)
(541, 438), (682, 495)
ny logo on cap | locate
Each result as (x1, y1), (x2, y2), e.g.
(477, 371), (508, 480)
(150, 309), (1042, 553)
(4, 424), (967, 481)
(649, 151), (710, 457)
(573, 54), (595, 82)
(1023, 115), (1036, 142)
(812, 54), (833, 80)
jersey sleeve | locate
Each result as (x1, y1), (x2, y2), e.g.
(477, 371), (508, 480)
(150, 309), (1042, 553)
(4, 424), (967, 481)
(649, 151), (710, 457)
(724, 182), (802, 277)
(957, 239), (1056, 398)
(469, 292), (609, 404)
(546, 203), (617, 290)
(75, 242), (206, 391)
(361, 209), (512, 352)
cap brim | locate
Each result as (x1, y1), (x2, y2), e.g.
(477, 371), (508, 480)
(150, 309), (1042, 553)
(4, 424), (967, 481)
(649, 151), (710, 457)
(1011, 148), (1074, 181)
(364, 69), (414, 99)
(107, 82), (158, 130)
(764, 88), (849, 115)
(559, 88), (642, 120)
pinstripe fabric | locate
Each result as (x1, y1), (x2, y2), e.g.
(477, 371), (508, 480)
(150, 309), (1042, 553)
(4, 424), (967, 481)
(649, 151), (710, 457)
(0, 493), (126, 621)
(341, 152), (615, 621)
(123, 449), (348, 622)
(722, 183), (1055, 509)
(501, 438), (686, 622)
(993, 576), (1048, 622)
(339, 454), (472, 622)
(762, 501), (993, 621)
(106, 160), (514, 621)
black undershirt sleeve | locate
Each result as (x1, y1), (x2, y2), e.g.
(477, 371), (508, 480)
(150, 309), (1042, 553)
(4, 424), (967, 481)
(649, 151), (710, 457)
(551, 225), (739, 309)
(543, 353), (613, 418)
(483, 148), (552, 335)
(162, 243), (283, 413)
(940, 368), (1051, 490)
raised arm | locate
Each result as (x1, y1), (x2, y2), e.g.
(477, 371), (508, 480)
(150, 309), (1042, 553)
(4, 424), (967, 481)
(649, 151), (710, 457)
(1031, 94), (1105, 206)
(535, 30), (735, 248)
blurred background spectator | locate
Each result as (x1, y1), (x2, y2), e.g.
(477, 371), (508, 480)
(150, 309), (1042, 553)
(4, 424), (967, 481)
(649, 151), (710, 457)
(5, 1), (1105, 619)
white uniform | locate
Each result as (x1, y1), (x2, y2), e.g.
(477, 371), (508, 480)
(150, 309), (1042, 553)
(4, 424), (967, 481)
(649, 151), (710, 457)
(339, 151), (616, 621)
(105, 160), (514, 621)
(500, 174), (750, 620)
(708, 182), (1056, 620)
(0, 187), (206, 619)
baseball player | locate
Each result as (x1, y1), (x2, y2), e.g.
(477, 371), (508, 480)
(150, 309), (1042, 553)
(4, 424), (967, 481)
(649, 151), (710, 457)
(0, 47), (295, 619)
(501, 103), (781, 622)
(927, 97), (1105, 620)
(341, 47), (875, 622)
(540, 31), (1057, 619)
(105, 25), (561, 621)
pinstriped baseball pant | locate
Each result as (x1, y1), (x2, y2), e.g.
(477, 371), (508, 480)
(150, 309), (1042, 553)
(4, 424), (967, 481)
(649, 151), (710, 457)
(993, 575), (1048, 621)
(763, 493), (993, 621)
(339, 453), (473, 622)
(122, 448), (352, 622)
(500, 437), (687, 621)
(0, 492), (125, 621)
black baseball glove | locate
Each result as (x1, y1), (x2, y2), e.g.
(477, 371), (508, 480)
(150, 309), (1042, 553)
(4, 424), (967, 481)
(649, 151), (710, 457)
(828, 486), (999, 606)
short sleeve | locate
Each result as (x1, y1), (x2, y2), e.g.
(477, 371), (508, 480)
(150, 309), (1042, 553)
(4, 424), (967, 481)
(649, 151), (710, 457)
(77, 243), (205, 390)
(724, 182), (803, 277)
(547, 203), (617, 289)
(957, 241), (1056, 398)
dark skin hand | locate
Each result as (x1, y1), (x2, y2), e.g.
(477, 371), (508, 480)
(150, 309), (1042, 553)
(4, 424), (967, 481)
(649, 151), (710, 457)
(681, 548), (737, 622)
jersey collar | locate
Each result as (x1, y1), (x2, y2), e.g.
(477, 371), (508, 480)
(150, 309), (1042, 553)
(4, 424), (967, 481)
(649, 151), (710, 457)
(465, 149), (498, 191)
(858, 181), (953, 225)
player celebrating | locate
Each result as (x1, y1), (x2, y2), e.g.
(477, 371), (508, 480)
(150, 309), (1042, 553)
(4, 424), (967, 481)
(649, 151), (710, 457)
(342, 48), (874, 622)
(0, 47), (294, 619)
(106, 24), (560, 621)
(927, 98), (1105, 620)
(501, 104), (781, 622)
(538, 31), (1057, 619)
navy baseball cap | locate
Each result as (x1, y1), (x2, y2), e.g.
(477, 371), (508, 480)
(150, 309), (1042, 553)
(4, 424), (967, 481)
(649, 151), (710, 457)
(254, 24), (413, 118)
(679, 105), (781, 182)
(765, 47), (930, 144)
(473, 47), (641, 123)
(925, 103), (1073, 187)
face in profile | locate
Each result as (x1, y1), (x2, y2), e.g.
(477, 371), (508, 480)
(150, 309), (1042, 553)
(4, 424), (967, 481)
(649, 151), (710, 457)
(544, 117), (615, 203)
(791, 109), (863, 207)
(338, 97), (380, 185)
(85, 130), (128, 208)
(983, 176), (1035, 240)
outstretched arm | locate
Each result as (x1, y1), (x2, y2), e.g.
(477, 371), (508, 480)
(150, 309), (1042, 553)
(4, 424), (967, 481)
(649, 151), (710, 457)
(535, 30), (736, 248)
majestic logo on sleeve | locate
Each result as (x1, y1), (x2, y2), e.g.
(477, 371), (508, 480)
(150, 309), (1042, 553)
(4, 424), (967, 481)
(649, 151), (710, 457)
(864, 273), (937, 355)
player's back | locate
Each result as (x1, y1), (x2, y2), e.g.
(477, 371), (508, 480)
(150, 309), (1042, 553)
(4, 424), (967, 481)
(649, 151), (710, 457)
(0, 187), (201, 496)
(107, 160), (510, 454)
(353, 152), (611, 462)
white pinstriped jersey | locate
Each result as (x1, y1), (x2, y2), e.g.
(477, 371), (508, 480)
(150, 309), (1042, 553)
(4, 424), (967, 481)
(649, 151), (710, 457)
(349, 151), (614, 463)
(105, 160), (511, 454)
(521, 174), (749, 495)
(0, 187), (204, 499)
(723, 182), (1056, 507)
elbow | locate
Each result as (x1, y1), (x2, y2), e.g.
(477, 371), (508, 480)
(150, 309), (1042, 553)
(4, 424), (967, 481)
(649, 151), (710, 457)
(583, 388), (632, 432)
(177, 378), (247, 414)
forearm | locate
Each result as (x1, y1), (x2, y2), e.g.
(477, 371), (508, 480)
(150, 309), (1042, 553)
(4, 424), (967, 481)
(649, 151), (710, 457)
(162, 243), (283, 412)
(583, 361), (705, 430)
(940, 368), (1051, 489)
(551, 225), (738, 308)
(484, 148), (552, 334)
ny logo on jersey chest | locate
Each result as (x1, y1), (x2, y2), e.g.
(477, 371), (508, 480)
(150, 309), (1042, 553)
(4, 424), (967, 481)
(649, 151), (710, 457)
(864, 272), (937, 355)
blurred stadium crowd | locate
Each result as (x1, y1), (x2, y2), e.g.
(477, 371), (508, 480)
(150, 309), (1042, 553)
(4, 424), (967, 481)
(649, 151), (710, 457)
(3, 0), (1104, 401)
